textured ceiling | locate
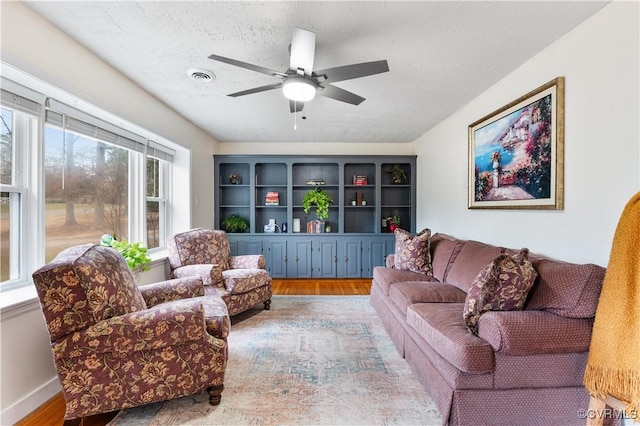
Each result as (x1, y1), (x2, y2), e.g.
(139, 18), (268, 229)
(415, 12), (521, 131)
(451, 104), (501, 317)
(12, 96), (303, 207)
(24, 1), (607, 143)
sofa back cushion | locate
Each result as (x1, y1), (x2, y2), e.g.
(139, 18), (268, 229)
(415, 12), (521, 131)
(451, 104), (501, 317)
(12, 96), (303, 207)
(445, 240), (505, 293)
(430, 233), (465, 282)
(525, 257), (606, 318)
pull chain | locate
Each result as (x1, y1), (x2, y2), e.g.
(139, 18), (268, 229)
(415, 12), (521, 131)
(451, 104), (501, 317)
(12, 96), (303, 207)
(294, 101), (297, 130)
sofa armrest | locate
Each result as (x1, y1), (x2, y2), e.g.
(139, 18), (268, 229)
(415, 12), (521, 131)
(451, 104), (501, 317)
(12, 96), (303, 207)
(171, 264), (223, 286)
(51, 300), (209, 360)
(139, 277), (205, 307)
(231, 254), (266, 270)
(477, 310), (594, 356)
(386, 254), (395, 268)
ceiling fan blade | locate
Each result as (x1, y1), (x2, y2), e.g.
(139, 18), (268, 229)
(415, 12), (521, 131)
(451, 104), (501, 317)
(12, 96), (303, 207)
(318, 83), (365, 105)
(208, 54), (288, 78)
(289, 28), (315, 75)
(314, 60), (389, 83)
(289, 100), (305, 113)
(228, 82), (283, 97)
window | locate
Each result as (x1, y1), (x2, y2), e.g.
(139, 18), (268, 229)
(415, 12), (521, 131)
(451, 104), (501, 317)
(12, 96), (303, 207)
(44, 122), (132, 261)
(1, 108), (18, 283)
(0, 100), (37, 289)
(0, 76), (181, 292)
(146, 156), (168, 250)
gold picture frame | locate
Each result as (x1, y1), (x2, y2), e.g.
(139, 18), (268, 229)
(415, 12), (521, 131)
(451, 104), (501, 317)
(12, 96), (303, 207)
(468, 77), (564, 209)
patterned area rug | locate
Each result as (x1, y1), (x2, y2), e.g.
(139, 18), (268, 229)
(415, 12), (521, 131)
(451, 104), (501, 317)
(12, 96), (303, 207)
(109, 296), (442, 425)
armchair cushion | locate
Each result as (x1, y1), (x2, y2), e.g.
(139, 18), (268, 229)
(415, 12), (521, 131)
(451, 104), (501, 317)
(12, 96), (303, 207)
(231, 254), (266, 270)
(168, 228), (231, 270)
(222, 268), (271, 294)
(150, 297), (230, 340)
(171, 264), (223, 286)
(140, 277), (205, 307)
(51, 300), (210, 360)
(33, 244), (147, 341)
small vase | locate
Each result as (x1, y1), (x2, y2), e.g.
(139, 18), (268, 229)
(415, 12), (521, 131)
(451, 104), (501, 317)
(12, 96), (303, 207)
(389, 224), (399, 232)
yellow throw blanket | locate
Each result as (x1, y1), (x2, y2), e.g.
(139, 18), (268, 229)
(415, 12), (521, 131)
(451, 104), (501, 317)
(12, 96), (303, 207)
(584, 191), (640, 417)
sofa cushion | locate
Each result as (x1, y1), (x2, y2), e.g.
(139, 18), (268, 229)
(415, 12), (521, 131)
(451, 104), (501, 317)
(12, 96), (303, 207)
(394, 228), (433, 275)
(222, 268), (270, 294)
(372, 266), (434, 296)
(430, 233), (465, 282)
(445, 240), (505, 293)
(525, 258), (606, 318)
(463, 249), (538, 334)
(389, 281), (467, 314)
(407, 303), (495, 374)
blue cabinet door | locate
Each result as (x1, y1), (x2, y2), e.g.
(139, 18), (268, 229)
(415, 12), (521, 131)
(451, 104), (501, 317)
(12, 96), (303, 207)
(240, 239), (263, 255)
(313, 239), (337, 278)
(366, 239), (388, 277)
(339, 240), (362, 278)
(288, 240), (312, 278)
(266, 239), (287, 278)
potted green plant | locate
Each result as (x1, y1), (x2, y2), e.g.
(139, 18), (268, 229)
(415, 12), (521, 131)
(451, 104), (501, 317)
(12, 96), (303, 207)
(388, 215), (401, 232)
(302, 187), (333, 220)
(388, 164), (408, 184)
(221, 214), (249, 233)
(100, 234), (152, 272)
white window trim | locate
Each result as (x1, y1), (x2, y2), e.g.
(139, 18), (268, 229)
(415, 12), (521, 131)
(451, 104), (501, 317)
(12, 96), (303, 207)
(0, 62), (188, 310)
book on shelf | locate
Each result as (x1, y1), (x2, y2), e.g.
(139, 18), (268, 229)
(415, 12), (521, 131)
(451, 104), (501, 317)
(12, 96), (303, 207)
(353, 175), (368, 185)
(265, 191), (279, 205)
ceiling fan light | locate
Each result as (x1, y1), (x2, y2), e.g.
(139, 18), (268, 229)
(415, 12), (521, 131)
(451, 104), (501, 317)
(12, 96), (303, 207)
(283, 79), (316, 102)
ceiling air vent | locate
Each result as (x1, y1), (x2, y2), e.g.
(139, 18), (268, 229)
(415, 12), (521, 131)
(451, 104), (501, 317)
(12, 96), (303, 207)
(187, 68), (215, 82)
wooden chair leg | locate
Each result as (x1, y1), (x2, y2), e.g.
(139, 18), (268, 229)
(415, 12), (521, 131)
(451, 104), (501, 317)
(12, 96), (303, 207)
(207, 384), (224, 405)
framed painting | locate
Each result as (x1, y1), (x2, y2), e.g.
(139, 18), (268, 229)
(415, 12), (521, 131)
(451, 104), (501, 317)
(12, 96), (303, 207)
(468, 77), (564, 209)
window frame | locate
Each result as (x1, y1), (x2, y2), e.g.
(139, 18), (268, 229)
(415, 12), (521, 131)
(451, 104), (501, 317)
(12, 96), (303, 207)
(0, 107), (39, 291)
(1, 74), (182, 293)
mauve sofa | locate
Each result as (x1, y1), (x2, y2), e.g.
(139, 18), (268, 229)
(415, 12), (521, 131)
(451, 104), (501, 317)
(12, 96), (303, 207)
(370, 233), (608, 426)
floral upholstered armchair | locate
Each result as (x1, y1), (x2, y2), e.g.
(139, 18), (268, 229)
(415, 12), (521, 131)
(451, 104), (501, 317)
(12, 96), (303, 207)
(32, 244), (230, 422)
(168, 228), (272, 316)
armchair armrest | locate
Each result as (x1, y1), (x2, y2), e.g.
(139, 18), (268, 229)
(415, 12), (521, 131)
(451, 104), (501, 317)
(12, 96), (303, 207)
(51, 300), (209, 360)
(139, 277), (205, 307)
(231, 254), (266, 270)
(171, 264), (223, 286)
(478, 310), (594, 356)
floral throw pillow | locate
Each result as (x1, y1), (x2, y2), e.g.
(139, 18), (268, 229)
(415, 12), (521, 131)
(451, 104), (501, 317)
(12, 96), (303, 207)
(463, 248), (538, 335)
(394, 228), (433, 275)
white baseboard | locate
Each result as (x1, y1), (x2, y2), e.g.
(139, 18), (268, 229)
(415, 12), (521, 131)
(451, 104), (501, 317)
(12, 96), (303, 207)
(0, 377), (61, 425)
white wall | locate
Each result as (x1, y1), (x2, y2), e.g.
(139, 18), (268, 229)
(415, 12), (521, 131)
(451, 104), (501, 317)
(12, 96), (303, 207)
(414, 1), (639, 267)
(0, 2), (220, 423)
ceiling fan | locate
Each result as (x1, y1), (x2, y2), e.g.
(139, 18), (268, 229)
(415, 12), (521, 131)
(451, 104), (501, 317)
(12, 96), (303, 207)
(208, 27), (389, 113)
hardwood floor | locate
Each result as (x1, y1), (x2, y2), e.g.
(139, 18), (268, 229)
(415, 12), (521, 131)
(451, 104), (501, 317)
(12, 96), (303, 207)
(16, 278), (372, 426)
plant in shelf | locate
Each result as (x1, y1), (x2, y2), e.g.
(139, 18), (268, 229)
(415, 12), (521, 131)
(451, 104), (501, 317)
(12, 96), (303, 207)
(221, 214), (249, 233)
(388, 215), (401, 232)
(387, 164), (408, 184)
(100, 234), (152, 272)
(302, 187), (333, 220)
